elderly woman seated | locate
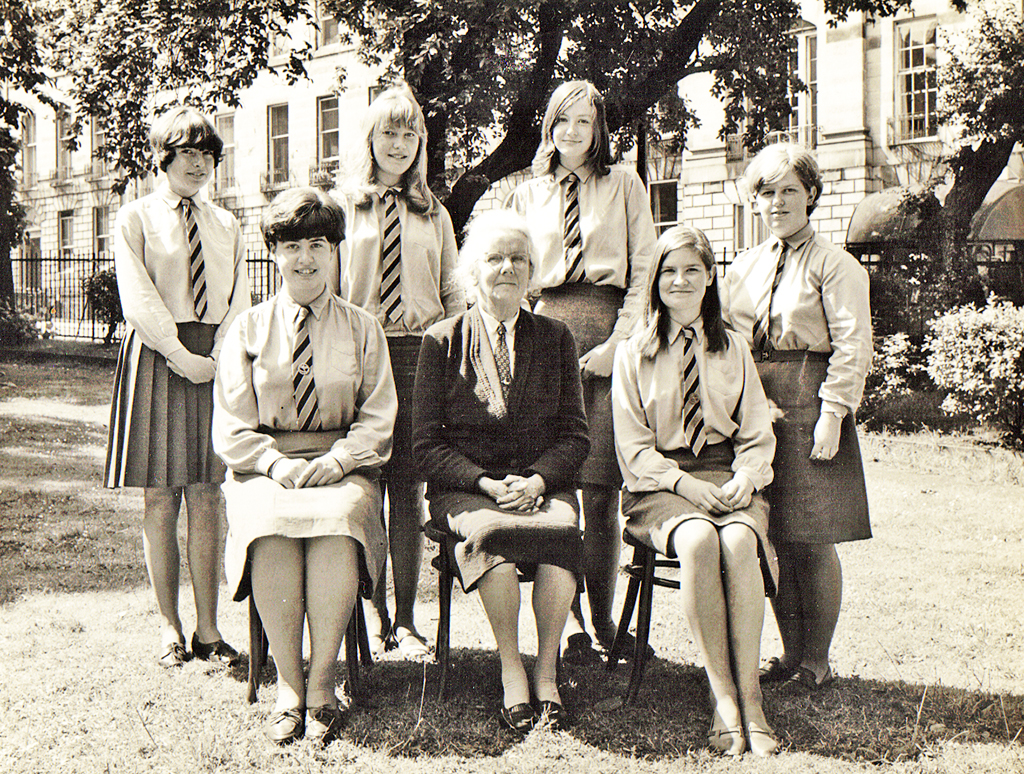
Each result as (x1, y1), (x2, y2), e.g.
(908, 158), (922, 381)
(412, 209), (590, 733)
(212, 187), (396, 746)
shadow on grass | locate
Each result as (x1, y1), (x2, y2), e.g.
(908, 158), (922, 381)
(243, 646), (1023, 764)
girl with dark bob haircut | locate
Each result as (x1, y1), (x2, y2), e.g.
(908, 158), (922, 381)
(150, 106), (224, 172)
(261, 187), (346, 249)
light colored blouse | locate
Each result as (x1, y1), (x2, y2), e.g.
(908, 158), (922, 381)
(508, 164), (657, 339)
(612, 321), (775, 494)
(333, 186), (464, 334)
(212, 288), (397, 478)
(720, 226), (872, 414)
(114, 181), (249, 358)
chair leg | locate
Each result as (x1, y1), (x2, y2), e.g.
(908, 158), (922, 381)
(435, 549), (453, 702)
(625, 547), (657, 705)
(345, 607), (360, 699)
(247, 595), (267, 704)
(607, 553), (643, 671)
(355, 597), (372, 668)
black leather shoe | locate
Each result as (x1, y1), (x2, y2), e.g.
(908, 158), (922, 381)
(158, 641), (191, 668)
(191, 634), (240, 666)
(498, 702), (537, 733)
(306, 705), (347, 745)
(264, 708), (305, 745)
(536, 700), (571, 731)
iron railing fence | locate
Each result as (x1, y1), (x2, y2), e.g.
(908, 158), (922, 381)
(10, 250), (280, 343)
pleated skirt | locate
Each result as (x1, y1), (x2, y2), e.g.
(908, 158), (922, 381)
(428, 489), (583, 592)
(104, 322), (224, 489)
(534, 283), (626, 487)
(621, 443), (778, 596)
(222, 431), (387, 602)
(756, 353), (871, 545)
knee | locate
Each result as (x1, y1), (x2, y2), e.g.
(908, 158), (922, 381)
(671, 521), (719, 564)
(719, 524), (758, 559)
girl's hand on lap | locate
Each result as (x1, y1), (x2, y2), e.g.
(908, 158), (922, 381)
(579, 339), (617, 379)
(811, 412), (842, 461)
(676, 475), (732, 514)
(270, 458), (309, 489)
(721, 473), (754, 510)
(297, 455), (344, 487)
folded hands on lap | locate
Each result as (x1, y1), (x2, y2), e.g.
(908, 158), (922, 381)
(478, 473), (546, 513)
(674, 472), (754, 515)
(270, 455), (345, 488)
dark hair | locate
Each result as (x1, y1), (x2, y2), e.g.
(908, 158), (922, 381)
(633, 225), (728, 357)
(349, 83), (436, 215)
(742, 142), (822, 216)
(149, 106), (223, 171)
(261, 187), (346, 249)
(532, 80), (613, 178)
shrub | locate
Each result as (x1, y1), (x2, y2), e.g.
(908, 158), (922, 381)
(0, 301), (39, 346)
(860, 333), (930, 431)
(83, 269), (124, 345)
(926, 297), (1024, 450)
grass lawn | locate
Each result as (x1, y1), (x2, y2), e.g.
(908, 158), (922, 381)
(1, 356), (1022, 773)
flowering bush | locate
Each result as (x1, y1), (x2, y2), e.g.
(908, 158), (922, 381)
(0, 302), (38, 346)
(83, 269), (123, 345)
(859, 333), (930, 430)
(926, 297), (1024, 450)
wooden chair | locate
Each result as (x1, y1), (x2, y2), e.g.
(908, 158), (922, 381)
(424, 521), (560, 702)
(246, 595), (371, 704)
(605, 529), (680, 705)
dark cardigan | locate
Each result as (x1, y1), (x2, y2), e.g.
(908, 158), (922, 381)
(412, 308), (590, 498)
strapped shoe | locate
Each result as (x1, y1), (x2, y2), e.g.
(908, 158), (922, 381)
(759, 656), (795, 684)
(536, 700), (571, 731)
(264, 708), (304, 745)
(498, 702), (538, 734)
(191, 634), (240, 666)
(306, 705), (347, 745)
(158, 641), (191, 668)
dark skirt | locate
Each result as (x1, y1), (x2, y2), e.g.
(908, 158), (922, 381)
(621, 443), (778, 596)
(222, 430), (387, 602)
(104, 322), (225, 488)
(428, 489), (583, 592)
(534, 283), (625, 487)
(381, 333), (421, 478)
(756, 352), (871, 544)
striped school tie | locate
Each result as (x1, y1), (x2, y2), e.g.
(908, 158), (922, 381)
(293, 306), (322, 432)
(495, 322), (512, 400)
(681, 327), (707, 457)
(563, 173), (585, 283)
(182, 197), (207, 321)
(751, 241), (788, 354)
(380, 189), (403, 324)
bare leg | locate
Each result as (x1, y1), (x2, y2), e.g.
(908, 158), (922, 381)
(531, 563), (576, 705)
(768, 539), (804, 670)
(304, 536), (360, 709)
(251, 536), (306, 713)
(183, 482), (224, 643)
(580, 484), (621, 647)
(718, 524), (775, 754)
(476, 563), (529, 708)
(671, 522), (743, 734)
(143, 486), (185, 648)
(792, 542), (842, 681)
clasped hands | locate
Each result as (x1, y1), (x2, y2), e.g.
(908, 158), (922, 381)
(478, 473), (546, 512)
(269, 455), (345, 489)
(675, 472), (754, 515)
(165, 347), (216, 384)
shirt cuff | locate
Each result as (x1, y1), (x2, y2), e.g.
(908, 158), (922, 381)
(820, 401), (848, 418)
(154, 336), (185, 358)
(658, 468), (685, 494)
(256, 448), (287, 477)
